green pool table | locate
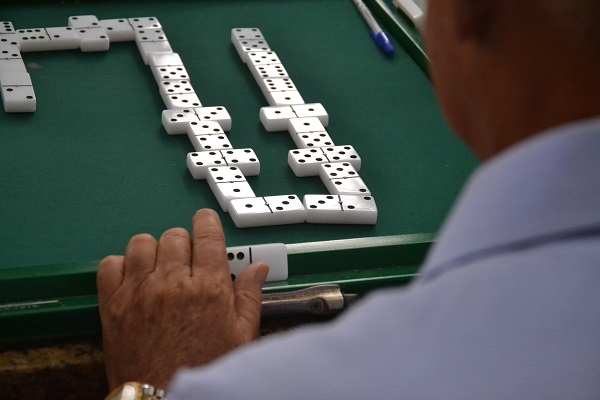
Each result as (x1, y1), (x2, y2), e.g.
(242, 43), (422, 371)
(0, 0), (478, 346)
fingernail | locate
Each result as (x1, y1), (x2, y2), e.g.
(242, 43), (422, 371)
(254, 263), (270, 284)
(195, 208), (217, 217)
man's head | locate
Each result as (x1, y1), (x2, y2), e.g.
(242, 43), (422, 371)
(424, 0), (600, 160)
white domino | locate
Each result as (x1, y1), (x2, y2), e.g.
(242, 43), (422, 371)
(17, 27), (80, 52)
(207, 168), (256, 212)
(225, 242), (288, 282)
(229, 195), (306, 228)
(0, 41), (21, 59)
(318, 162), (370, 195)
(186, 149), (260, 180)
(259, 105), (296, 132)
(44, 27), (80, 51)
(249, 63), (289, 81)
(266, 90), (304, 106)
(137, 41), (173, 65)
(75, 27), (110, 52)
(152, 65), (190, 82)
(134, 27), (171, 63)
(1, 85), (36, 112)
(161, 108), (200, 135)
(392, 0), (426, 32)
(159, 79), (194, 95)
(322, 145), (361, 170)
(324, 176), (371, 196)
(0, 24), (19, 62)
(291, 103), (328, 126)
(264, 194), (306, 221)
(237, 38), (270, 52)
(246, 51), (281, 67)
(288, 148), (330, 177)
(68, 15), (101, 29)
(195, 106), (232, 131)
(340, 195), (378, 224)
(259, 78), (298, 103)
(186, 151), (227, 179)
(231, 27), (265, 42)
(221, 149), (260, 176)
(292, 130), (335, 149)
(259, 77), (296, 96)
(0, 72), (35, 113)
(303, 194), (341, 219)
(148, 52), (183, 68)
(304, 194), (377, 225)
(187, 149), (260, 180)
(206, 166), (246, 183)
(229, 197), (271, 228)
(135, 27), (167, 42)
(0, 58), (26, 73)
(1, 21), (16, 35)
(287, 117), (326, 135)
(288, 146), (361, 177)
(233, 38), (270, 63)
(67, 16), (109, 52)
(187, 120), (225, 136)
(319, 162), (358, 179)
(208, 181), (256, 212)
(215, 181), (257, 212)
(128, 17), (161, 30)
(161, 92), (202, 109)
(99, 19), (135, 42)
(16, 29), (51, 52)
(0, 33), (20, 51)
(188, 134), (232, 152)
(0, 71), (31, 86)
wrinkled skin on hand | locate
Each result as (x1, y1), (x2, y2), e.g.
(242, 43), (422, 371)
(97, 209), (269, 390)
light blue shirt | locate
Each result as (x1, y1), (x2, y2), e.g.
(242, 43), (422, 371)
(170, 118), (600, 399)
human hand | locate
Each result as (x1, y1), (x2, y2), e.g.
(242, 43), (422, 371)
(97, 209), (269, 390)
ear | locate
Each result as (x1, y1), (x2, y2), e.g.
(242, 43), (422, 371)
(454, 0), (499, 41)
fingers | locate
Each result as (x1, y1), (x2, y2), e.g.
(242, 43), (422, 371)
(97, 255), (125, 304)
(191, 209), (229, 280)
(233, 262), (270, 335)
(102, 208), (228, 288)
(123, 233), (158, 282)
(155, 228), (192, 276)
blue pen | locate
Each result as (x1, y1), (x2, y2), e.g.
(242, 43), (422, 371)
(353, 0), (394, 56)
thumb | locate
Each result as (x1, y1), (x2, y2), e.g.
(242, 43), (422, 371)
(233, 262), (270, 337)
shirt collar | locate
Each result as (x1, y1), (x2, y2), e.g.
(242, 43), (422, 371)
(421, 117), (600, 277)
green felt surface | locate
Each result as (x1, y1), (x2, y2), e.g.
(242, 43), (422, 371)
(0, 0), (476, 272)
(0, 0), (478, 345)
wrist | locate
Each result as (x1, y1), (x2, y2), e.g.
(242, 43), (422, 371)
(105, 382), (167, 400)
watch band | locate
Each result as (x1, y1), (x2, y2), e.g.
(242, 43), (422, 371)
(105, 381), (167, 400)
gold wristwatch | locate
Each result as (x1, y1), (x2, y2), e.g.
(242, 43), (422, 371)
(105, 382), (167, 400)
